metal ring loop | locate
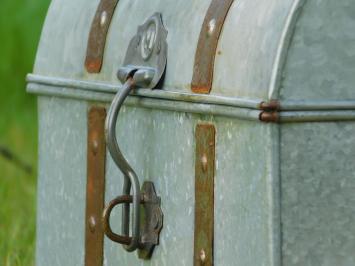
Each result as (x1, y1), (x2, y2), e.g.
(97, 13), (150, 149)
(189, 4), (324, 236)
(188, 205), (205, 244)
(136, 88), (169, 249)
(102, 195), (134, 246)
(105, 77), (141, 252)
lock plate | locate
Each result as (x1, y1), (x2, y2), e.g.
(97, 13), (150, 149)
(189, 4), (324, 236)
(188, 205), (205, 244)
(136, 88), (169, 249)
(138, 182), (164, 259)
(117, 13), (168, 89)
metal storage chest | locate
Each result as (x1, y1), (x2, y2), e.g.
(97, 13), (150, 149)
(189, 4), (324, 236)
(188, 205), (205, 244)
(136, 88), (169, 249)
(27, 0), (355, 265)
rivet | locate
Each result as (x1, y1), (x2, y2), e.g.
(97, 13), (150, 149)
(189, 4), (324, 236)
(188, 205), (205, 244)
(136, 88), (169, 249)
(92, 139), (99, 155)
(100, 11), (108, 27)
(88, 216), (96, 233)
(201, 153), (208, 172)
(200, 249), (206, 263)
(207, 18), (216, 37)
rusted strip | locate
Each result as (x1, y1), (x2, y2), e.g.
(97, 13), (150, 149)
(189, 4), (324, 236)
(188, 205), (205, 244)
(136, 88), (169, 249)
(260, 100), (280, 111)
(194, 124), (216, 266)
(85, 107), (107, 266)
(85, 0), (119, 73)
(191, 0), (234, 94)
(259, 111), (280, 123)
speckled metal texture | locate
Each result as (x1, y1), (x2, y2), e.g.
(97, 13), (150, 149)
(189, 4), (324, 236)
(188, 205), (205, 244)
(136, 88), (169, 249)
(35, 95), (279, 266)
(279, 0), (355, 101)
(281, 122), (355, 266)
(34, 0), (296, 99)
(278, 0), (355, 265)
(30, 0), (355, 265)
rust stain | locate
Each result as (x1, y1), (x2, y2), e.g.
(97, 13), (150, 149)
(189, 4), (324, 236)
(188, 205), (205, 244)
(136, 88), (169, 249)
(85, 107), (107, 266)
(85, 0), (120, 73)
(194, 124), (216, 266)
(191, 0), (234, 94)
(259, 111), (280, 123)
(259, 100), (280, 111)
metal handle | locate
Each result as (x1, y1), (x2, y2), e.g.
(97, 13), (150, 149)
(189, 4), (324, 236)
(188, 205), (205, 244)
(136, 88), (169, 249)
(105, 77), (141, 252)
(103, 194), (144, 247)
(103, 12), (167, 257)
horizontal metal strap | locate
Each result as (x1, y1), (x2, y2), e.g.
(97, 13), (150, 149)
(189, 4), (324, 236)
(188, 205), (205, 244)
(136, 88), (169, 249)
(27, 74), (355, 122)
(26, 74), (262, 109)
(27, 83), (261, 121)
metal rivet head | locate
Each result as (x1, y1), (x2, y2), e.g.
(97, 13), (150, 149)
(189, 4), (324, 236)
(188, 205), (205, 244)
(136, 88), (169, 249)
(200, 249), (206, 263)
(201, 153), (208, 172)
(207, 18), (216, 37)
(92, 139), (99, 155)
(100, 11), (108, 27)
(88, 216), (96, 233)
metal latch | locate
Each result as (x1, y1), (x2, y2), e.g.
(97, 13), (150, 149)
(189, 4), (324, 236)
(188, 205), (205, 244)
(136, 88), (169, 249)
(103, 13), (167, 259)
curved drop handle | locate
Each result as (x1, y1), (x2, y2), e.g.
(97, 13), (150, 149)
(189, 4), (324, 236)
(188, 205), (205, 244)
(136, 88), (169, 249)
(103, 195), (143, 247)
(105, 77), (141, 252)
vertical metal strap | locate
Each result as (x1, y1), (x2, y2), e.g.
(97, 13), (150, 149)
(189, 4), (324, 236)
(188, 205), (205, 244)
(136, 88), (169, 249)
(194, 124), (216, 266)
(85, 0), (120, 73)
(85, 107), (107, 266)
(191, 0), (234, 94)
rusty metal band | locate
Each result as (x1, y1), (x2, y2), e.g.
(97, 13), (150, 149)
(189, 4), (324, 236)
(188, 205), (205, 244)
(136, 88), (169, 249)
(194, 124), (216, 266)
(85, 0), (119, 73)
(85, 107), (107, 266)
(191, 0), (234, 94)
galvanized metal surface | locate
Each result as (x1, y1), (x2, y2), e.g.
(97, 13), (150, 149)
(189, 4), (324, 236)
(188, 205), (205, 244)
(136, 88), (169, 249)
(32, 0), (355, 265)
(85, 107), (106, 266)
(36, 95), (278, 266)
(36, 98), (88, 266)
(27, 82), (262, 121)
(85, 0), (119, 73)
(194, 124), (215, 266)
(26, 74), (262, 109)
(281, 122), (355, 266)
(278, 0), (355, 265)
(191, 0), (234, 94)
(33, 0), (297, 100)
(278, 0), (355, 101)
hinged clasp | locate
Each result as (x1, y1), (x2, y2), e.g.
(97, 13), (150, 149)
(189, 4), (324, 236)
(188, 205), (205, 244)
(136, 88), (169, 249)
(103, 13), (167, 259)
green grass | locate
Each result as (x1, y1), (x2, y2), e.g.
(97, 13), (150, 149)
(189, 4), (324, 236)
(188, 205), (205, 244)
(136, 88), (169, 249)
(0, 0), (50, 265)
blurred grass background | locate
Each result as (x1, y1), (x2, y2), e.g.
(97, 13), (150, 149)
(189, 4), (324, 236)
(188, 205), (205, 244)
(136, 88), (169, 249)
(0, 0), (50, 265)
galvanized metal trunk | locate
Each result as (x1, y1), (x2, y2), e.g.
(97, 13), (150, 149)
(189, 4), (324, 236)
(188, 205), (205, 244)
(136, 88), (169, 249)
(27, 0), (355, 265)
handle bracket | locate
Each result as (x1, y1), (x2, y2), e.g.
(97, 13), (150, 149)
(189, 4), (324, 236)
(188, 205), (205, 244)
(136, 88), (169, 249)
(103, 182), (163, 259)
(104, 12), (167, 259)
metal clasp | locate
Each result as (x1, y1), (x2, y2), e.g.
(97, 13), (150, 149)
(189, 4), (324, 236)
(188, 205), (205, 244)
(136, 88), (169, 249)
(103, 13), (167, 259)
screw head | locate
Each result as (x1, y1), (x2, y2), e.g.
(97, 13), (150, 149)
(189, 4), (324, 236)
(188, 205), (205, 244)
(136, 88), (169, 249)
(200, 249), (206, 263)
(88, 216), (96, 233)
(201, 153), (208, 172)
(100, 11), (108, 27)
(207, 18), (216, 37)
(91, 139), (99, 155)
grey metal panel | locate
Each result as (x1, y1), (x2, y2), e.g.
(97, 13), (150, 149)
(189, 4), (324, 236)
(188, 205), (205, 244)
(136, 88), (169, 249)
(214, 0), (294, 99)
(214, 121), (280, 266)
(33, 0), (297, 99)
(104, 107), (196, 266)
(36, 97), (88, 266)
(281, 122), (355, 266)
(102, 106), (279, 265)
(279, 0), (355, 100)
